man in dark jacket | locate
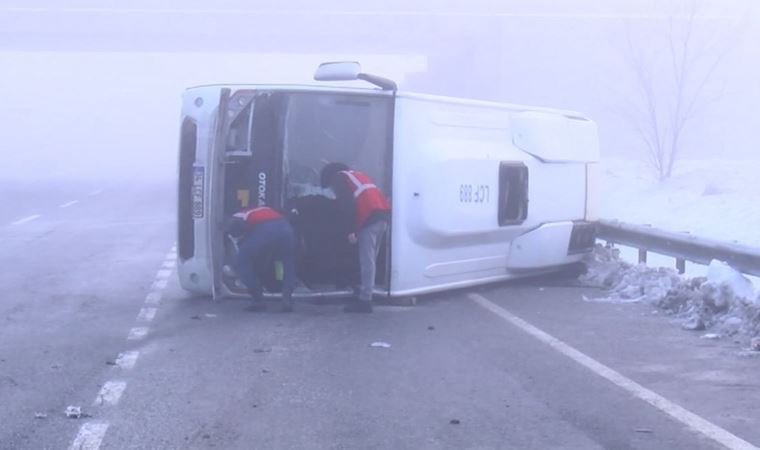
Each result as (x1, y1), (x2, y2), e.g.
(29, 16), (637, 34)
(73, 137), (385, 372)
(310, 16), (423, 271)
(226, 206), (296, 312)
(321, 163), (390, 313)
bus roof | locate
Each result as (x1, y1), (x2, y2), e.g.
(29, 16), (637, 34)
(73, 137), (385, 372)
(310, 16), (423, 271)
(183, 83), (590, 121)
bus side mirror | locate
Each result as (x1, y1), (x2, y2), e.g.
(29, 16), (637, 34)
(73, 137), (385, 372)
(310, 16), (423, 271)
(314, 61), (397, 91)
(314, 61), (361, 82)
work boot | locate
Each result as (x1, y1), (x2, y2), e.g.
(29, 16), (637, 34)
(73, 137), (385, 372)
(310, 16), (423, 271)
(245, 288), (266, 312)
(343, 300), (372, 313)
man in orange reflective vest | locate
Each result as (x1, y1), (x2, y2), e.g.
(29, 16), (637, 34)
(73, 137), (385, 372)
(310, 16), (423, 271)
(226, 206), (296, 312)
(321, 163), (390, 313)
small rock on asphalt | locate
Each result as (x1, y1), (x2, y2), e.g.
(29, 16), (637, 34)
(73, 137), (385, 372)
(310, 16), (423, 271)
(427, 326), (435, 331)
(34, 412), (47, 419)
(449, 419), (460, 425)
(65, 406), (82, 419)
(190, 315), (202, 320)
(370, 342), (391, 348)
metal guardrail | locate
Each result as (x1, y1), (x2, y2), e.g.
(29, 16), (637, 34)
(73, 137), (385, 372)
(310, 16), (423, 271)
(596, 219), (760, 278)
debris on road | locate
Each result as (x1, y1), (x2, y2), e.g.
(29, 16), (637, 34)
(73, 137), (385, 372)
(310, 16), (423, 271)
(700, 333), (721, 340)
(682, 317), (705, 331)
(261, 369), (271, 374)
(34, 412), (47, 419)
(190, 315), (202, 320)
(370, 342), (391, 348)
(105, 360), (117, 366)
(65, 406), (82, 419)
(50, 363), (62, 370)
(449, 419), (460, 425)
(751, 337), (760, 351)
(427, 326), (435, 331)
(634, 428), (653, 433)
(204, 313), (218, 318)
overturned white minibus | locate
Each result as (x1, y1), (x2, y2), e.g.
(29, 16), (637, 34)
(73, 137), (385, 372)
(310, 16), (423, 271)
(177, 62), (599, 299)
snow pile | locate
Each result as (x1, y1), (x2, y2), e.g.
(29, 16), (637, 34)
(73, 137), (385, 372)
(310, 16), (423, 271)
(582, 245), (760, 339)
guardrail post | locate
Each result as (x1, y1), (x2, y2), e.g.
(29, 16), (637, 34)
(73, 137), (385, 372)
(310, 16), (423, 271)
(638, 249), (647, 264)
(676, 258), (686, 274)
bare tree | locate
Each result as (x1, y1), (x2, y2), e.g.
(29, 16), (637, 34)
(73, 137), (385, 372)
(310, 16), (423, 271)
(620, 1), (733, 180)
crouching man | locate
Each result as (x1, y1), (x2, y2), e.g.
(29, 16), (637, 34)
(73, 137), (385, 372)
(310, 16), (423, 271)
(226, 206), (296, 313)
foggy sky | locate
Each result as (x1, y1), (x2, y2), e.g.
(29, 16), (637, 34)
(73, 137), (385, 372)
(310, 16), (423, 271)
(0, 1), (758, 182)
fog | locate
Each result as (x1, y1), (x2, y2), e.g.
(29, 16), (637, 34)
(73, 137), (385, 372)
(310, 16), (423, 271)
(1, 1), (758, 182)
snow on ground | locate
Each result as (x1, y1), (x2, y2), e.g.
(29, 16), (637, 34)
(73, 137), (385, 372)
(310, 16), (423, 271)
(599, 157), (760, 287)
(600, 158), (760, 248)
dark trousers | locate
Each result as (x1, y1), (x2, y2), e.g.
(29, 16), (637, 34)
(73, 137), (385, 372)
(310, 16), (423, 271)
(234, 218), (296, 297)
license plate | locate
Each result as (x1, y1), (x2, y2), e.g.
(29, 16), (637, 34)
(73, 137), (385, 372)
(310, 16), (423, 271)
(192, 166), (204, 218)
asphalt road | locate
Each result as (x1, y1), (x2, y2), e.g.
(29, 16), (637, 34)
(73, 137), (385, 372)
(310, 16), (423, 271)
(1, 182), (758, 450)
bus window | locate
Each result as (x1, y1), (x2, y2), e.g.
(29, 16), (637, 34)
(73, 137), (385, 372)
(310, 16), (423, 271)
(498, 163), (529, 225)
(282, 93), (392, 199)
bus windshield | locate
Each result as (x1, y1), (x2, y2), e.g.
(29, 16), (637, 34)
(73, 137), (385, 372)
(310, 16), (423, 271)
(220, 90), (393, 293)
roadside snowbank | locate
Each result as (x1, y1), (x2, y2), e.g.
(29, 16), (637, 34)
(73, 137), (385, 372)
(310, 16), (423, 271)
(581, 245), (760, 341)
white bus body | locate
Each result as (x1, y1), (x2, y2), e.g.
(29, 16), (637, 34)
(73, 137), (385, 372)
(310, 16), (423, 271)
(177, 82), (599, 299)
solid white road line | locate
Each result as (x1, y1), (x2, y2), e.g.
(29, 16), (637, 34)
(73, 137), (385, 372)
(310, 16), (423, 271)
(136, 307), (157, 322)
(94, 381), (127, 406)
(469, 293), (759, 450)
(114, 351), (139, 370)
(127, 327), (148, 341)
(11, 214), (41, 225)
(144, 291), (163, 305)
(69, 422), (109, 450)
(59, 200), (79, 208)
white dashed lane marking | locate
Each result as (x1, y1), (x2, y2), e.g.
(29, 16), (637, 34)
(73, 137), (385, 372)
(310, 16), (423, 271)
(144, 291), (162, 305)
(11, 214), (41, 225)
(469, 293), (759, 450)
(59, 200), (79, 208)
(114, 351), (139, 370)
(155, 269), (172, 280)
(127, 327), (148, 341)
(94, 381), (127, 406)
(136, 307), (157, 322)
(69, 422), (109, 450)
(67, 244), (174, 450)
